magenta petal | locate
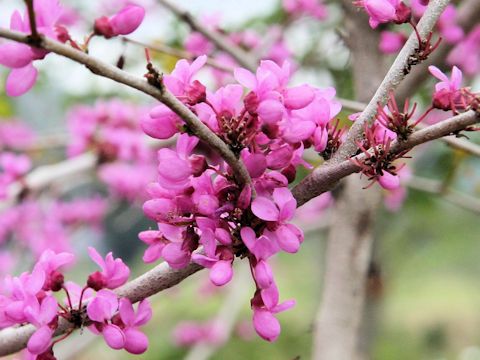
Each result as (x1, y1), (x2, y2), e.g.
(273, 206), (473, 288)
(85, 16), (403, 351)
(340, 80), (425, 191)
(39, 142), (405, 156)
(135, 299), (152, 326)
(254, 260), (273, 289)
(27, 326), (53, 355)
(110, 5), (145, 35)
(257, 100), (284, 124)
(0, 43), (34, 68)
(243, 153), (267, 178)
(275, 225), (300, 253)
(119, 298), (135, 326)
(124, 328), (149, 354)
(143, 243), (164, 263)
(273, 299), (296, 314)
(251, 197), (280, 221)
(141, 110), (179, 139)
(261, 283), (279, 309)
(209, 260), (233, 286)
(6, 64), (38, 97)
(428, 65), (449, 82)
(162, 243), (190, 269)
(283, 85), (314, 109)
(103, 324), (126, 350)
(240, 227), (256, 252)
(234, 68), (257, 89)
(191, 254), (216, 268)
(272, 187), (295, 213)
(378, 171), (400, 190)
(252, 309), (280, 342)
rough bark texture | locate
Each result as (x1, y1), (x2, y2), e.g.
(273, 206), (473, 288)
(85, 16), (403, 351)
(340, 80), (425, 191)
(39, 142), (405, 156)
(312, 3), (386, 359)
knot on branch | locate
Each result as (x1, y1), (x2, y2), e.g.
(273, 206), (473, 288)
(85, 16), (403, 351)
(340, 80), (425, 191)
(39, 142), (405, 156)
(145, 62), (164, 90)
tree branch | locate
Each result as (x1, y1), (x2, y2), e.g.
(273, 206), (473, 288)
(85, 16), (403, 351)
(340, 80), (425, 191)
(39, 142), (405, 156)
(0, 261), (203, 356)
(156, 0), (257, 71)
(123, 37), (234, 73)
(332, 0), (450, 164)
(396, 0), (480, 102)
(0, 152), (97, 212)
(338, 97), (480, 158)
(292, 110), (480, 206)
(0, 28), (253, 189)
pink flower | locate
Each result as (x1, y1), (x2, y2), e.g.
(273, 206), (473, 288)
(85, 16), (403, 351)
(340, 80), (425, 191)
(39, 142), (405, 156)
(2, 267), (46, 324)
(0, 0), (66, 96)
(428, 65), (464, 111)
(118, 298), (152, 354)
(139, 220), (195, 270)
(94, 4), (145, 38)
(141, 106), (181, 140)
(251, 187), (303, 253)
(355, 0), (411, 29)
(379, 31), (407, 54)
(156, 134), (200, 191)
(24, 296), (58, 355)
(192, 247), (234, 286)
(35, 250), (74, 291)
(240, 227), (279, 261)
(87, 247), (130, 290)
(251, 283), (295, 342)
(164, 56), (207, 98)
(378, 171), (400, 190)
(87, 289), (125, 350)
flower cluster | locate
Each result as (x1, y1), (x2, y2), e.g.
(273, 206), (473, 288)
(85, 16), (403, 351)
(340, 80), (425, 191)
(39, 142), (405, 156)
(0, 0), (68, 96)
(140, 57), (342, 341)
(354, 0), (411, 29)
(0, 248), (151, 359)
(67, 100), (156, 201)
(429, 65), (480, 114)
(0, 0), (145, 97)
(351, 121), (407, 190)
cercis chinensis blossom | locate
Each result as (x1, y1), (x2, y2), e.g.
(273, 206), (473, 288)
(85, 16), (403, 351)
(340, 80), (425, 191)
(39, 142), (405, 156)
(0, 0), (479, 358)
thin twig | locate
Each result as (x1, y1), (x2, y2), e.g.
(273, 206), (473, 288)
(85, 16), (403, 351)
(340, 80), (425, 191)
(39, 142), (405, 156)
(123, 38), (234, 73)
(24, 0), (39, 41)
(0, 152), (97, 212)
(407, 175), (480, 214)
(332, 0), (450, 164)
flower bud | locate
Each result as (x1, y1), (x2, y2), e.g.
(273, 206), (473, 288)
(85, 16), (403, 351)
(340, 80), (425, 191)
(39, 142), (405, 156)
(87, 271), (106, 291)
(94, 16), (115, 39)
(190, 154), (208, 176)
